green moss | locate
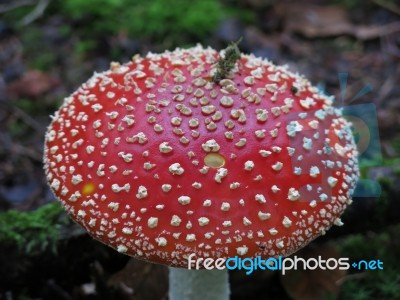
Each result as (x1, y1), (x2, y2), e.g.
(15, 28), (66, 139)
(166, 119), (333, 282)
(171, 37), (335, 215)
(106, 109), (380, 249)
(8, 118), (29, 139)
(341, 233), (389, 260)
(14, 98), (35, 113)
(75, 39), (97, 54)
(377, 176), (393, 190)
(19, 28), (55, 71)
(0, 202), (65, 254)
(341, 283), (372, 300)
(57, 0), (227, 48)
(392, 137), (400, 153)
(394, 167), (400, 176)
(339, 225), (400, 299)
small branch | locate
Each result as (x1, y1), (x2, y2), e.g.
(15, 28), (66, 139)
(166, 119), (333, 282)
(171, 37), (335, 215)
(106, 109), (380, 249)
(11, 142), (43, 161)
(212, 38), (242, 83)
(12, 105), (45, 133)
(371, 0), (400, 16)
(0, 98), (45, 133)
(20, 0), (50, 26)
(0, 0), (36, 14)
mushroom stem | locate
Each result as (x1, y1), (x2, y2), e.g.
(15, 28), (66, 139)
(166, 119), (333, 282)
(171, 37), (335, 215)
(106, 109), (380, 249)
(169, 267), (229, 300)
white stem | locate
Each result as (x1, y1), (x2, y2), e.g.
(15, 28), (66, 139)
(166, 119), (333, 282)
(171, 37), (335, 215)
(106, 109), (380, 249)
(169, 267), (230, 300)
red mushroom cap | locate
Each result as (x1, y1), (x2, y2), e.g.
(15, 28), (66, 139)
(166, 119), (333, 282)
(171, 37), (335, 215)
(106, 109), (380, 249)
(44, 45), (359, 267)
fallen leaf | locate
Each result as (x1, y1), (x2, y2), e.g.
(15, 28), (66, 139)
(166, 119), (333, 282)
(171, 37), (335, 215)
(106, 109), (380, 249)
(281, 4), (400, 40)
(7, 70), (59, 99)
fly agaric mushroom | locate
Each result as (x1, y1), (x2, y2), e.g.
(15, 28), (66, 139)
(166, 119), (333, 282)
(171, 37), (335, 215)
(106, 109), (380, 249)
(44, 44), (359, 300)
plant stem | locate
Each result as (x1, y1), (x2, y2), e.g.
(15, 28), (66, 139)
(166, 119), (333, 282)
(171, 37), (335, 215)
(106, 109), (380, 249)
(169, 267), (229, 300)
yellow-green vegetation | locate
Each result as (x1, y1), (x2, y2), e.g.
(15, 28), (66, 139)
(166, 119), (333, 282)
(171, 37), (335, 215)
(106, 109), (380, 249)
(60, 0), (224, 48)
(0, 202), (65, 254)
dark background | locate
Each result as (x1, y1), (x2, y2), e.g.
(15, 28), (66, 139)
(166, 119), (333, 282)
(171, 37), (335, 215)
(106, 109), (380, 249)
(0, 0), (400, 299)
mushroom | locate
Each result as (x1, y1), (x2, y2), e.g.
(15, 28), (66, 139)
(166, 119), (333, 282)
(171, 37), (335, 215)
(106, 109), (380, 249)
(44, 44), (359, 299)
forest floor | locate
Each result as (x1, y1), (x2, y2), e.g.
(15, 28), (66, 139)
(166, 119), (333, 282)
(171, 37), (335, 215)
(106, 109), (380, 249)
(0, 0), (400, 299)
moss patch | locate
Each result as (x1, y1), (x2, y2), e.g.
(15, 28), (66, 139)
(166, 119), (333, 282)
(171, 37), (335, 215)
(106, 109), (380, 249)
(339, 225), (400, 299)
(0, 202), (65, 254)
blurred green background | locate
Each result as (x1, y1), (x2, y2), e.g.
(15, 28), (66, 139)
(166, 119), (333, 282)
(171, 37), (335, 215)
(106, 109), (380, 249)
(0, 0), (400, 299)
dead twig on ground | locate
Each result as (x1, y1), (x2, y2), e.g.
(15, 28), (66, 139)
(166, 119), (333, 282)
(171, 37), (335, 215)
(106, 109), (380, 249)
(20, 0), (50, 26)
(0, 101), (44, 133)
(11, 142), (43, 162)
(371, 0), (400, 16)
(0, 0), (50, 26)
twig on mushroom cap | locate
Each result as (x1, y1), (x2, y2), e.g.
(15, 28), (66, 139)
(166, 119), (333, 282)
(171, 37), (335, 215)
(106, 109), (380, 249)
(212, 38), (242, 83)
